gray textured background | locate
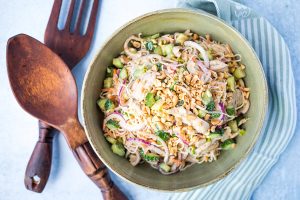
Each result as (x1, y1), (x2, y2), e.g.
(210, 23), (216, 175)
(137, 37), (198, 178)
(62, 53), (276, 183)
(0, 0), (299, 199)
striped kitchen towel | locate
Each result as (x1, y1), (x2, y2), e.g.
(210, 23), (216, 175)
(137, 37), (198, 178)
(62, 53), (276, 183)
(170, 0), (297, 199)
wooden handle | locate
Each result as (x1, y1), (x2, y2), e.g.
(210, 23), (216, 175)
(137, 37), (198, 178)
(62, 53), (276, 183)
(24, 121), (55, 193)
(73, 142), (127, 200)
(62, 119), (128, 200)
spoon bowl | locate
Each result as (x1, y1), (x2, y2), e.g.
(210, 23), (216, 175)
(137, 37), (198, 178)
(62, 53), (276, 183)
(7, 34), (77, 127)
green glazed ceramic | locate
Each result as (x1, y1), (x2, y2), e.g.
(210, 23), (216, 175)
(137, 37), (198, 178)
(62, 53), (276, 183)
(81, 8), (268, 191)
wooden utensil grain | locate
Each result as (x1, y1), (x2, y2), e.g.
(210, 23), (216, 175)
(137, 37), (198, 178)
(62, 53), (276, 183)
(24, 0), (100, 193)
(7, 34), (127, 200)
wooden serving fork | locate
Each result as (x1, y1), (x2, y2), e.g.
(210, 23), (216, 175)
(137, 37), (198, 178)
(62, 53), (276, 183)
(24, 1), (126, 198)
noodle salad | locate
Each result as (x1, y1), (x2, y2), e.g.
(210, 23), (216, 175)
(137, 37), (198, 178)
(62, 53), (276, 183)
(97, 30), (250, 175)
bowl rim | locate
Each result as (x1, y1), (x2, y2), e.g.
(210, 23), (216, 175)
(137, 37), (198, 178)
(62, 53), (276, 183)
(81, 8), (268, 192)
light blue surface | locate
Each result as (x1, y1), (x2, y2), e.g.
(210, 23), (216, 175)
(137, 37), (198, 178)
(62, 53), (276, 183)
(0, 0), (299, 199)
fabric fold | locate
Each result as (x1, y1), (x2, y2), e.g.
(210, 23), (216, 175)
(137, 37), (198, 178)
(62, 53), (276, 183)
(170, 0), (297, 199)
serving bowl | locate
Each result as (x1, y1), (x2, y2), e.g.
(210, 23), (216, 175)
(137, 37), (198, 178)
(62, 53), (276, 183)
(81, 8), (268, 191)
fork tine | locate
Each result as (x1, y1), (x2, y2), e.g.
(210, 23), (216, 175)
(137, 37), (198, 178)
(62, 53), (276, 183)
(46, 0), (63, 31)
(64, 0), (76, 30)
(85, 0), (99, 38)
(74, 0), (86, 34)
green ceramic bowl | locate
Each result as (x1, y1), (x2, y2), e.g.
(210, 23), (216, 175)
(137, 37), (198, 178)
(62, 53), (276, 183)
(81, 8), (268, 191)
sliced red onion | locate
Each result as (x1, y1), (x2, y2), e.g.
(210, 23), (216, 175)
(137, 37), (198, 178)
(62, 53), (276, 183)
(118, 81), (128, 106)
(219, 102), (225, 112)
(103, 113), (146, 132)
(112, 111), (125, 119)
(217, 125), (223, 129)
(127, 138), (151, 145)
(172, 130), (189, 145)
(181, 138), (189, 146)
(184, 41), (209, 68)
(103, 113), (125, 130)
(218, 102), (225, 121)
(117, 86), (123, 104)
(197, 61), (208, 73)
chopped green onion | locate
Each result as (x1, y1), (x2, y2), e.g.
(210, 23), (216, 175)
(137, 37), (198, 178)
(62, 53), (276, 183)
(161, 44), (174, 57)
(206, 101), (215, 111)
(233, 67), (246, 79)
(221, 139), (236, 150)
(104, 77), (113, 88)
(97, 98), (107, 111)
(159, 163), (171, 172)
(145, 92), (156, 107)
(105, 136), (116, 144)
(140, 150), (159, 162)
(211, 113), (221, 118)
(226, 106), (235, 116)
(119, 68), (128, 80)
(104, 99), (115, 111)
(106, 119), (120, 131)
(175, 33), (189, 45)
(207, 133), (220, 139)
(154, 46), (163, 55)
(154, 95), (161, 101)
(170, 81), (178, 91)
(228, 120), (238, 133)
(239, 129), (246, 136)
(111, 143), (125, 156)
(227, 76), (235, 91)
(112, 58), (123, 68)
(155, 130), (170, 141)
(198, 110), (206, 118)
(106, 66), (114, 77)
(189, 146), (196, 155)
(208, 128), (224, 139)
(202, 90), (213, 105)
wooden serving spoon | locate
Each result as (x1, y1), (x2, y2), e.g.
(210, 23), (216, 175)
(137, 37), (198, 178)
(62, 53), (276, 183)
(7, 34), (127, 200)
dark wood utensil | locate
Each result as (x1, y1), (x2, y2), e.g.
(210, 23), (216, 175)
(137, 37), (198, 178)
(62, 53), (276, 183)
(7, 34), (127, 200)
(25, 0), (100, 193)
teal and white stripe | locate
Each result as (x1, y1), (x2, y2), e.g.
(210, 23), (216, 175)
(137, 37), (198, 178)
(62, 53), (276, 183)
(171, 1), (297, 199)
